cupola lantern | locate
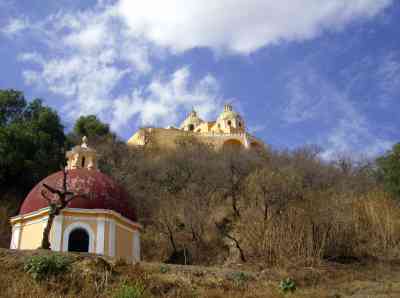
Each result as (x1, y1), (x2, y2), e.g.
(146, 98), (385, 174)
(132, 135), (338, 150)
(66, 136), (98, 170)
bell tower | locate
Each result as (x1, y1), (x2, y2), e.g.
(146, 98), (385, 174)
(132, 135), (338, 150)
(66, 136), (98, 170)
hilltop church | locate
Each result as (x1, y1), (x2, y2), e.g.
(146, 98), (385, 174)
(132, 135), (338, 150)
(128, 104), (265, 150)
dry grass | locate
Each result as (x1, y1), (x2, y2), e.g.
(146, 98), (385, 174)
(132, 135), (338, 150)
(1, 248), (400, 297)
(238, 190), (400, 268)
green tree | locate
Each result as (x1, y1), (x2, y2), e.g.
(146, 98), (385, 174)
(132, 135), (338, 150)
(0, 89), (66, 197)
(376, 143), (400, 198)
(73, 115), (111, 139)
(0, 89), (25, 126)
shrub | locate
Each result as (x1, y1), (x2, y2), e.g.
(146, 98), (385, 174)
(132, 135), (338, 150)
(113, 282), (146, 298)
(24, 254), (72, 281)
(160, 264), (170, 274)
(229, 271), (250, 286)
(279, 278), (296, 294)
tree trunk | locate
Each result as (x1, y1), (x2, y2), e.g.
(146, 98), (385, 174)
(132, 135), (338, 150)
(166, 224), (177, 253)
(225, 233), (246, 262)
(232, 194), (240, 218)
(264, 201), (269, 221)
(41, 208), (57, 250)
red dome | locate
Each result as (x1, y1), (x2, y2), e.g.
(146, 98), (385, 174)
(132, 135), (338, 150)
(20, 169), (137, 222)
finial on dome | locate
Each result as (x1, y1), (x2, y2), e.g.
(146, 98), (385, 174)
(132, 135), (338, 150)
(189, 107), (197, 117)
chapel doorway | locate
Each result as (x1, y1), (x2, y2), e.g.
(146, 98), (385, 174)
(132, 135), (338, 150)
(68, 228), (89, 252)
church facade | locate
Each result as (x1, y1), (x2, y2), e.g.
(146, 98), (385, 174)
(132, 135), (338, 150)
(128, 104), (265, 150)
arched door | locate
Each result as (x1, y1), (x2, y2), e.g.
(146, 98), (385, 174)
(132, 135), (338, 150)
(68, 228), (89, 252)
(223, 139), (243, 151)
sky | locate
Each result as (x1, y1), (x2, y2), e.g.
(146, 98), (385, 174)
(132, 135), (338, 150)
(0, 0), (399, 159)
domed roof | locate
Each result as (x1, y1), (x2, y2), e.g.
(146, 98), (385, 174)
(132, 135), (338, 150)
(20, 169), (137, 222)
(180, 110), (204, 129)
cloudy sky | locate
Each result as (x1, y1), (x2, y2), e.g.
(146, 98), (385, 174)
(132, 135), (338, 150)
(1, 0), (399, 158)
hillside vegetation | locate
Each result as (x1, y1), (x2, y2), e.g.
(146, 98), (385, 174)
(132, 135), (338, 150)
(87, 136), (400, 268)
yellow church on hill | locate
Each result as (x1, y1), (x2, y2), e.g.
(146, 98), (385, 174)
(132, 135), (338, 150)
(127, 104), (265, 150)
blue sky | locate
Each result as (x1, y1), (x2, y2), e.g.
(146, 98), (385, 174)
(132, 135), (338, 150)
(0, 0), (399, 159)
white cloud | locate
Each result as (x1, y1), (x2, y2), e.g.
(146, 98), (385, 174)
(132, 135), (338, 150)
(377, 52), (400, 107)
(64, 23), (107, 50)
(340, 51), (400, 109)
(284, 65), (394, 159)
(17, 3), (153, 124)
(1, 18), (29, 36)
(111, 67), (222, 130)
(18, 52), (44, 64)
(117, 0), (392, 54)
(22, 52), (128, 116)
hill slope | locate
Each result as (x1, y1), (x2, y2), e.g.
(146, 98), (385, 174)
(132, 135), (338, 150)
(1, 248), (400, 298)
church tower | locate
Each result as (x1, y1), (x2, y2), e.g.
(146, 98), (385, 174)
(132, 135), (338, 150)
(180, 109), (204, 131)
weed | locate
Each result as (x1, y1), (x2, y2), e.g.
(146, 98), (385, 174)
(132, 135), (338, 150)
(113, 281), (146, 298)
(279, 278), (296, 294)
(24, 254), (72, 281)
(160, 264), (170, 274)
(229, 271), (250, 286)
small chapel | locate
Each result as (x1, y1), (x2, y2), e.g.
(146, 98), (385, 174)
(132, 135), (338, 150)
(9, 137), (141, 262)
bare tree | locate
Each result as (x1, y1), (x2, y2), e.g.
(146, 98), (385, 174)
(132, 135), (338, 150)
(215, 220), (246, 262)
(40, 168), (87, 250)
(221, 149), (260, 218)
(246, 167), (303, 221)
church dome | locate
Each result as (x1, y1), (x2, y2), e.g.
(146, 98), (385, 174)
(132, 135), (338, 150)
(180, 109), (204, 131)
(215, 104), (245, 132)
(19, 169), (137, 222)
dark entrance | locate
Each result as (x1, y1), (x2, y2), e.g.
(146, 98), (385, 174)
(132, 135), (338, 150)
(68, 228), (89, 252)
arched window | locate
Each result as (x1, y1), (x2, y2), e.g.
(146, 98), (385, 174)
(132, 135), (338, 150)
(188, 124), (194, 131)
(68, 228), (89, 252)
(81, 157), (86, 168)
(227, 120), (232, 126)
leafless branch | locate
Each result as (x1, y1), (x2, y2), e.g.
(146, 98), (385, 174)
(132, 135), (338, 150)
(42, 183), (62, 197)
(40, 189), (52, 204)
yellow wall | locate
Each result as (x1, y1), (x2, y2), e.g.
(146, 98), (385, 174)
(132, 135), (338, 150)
(115, 224), (133, 261)
(19, 219), (47, 250)
(11, 209), (140, 262)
